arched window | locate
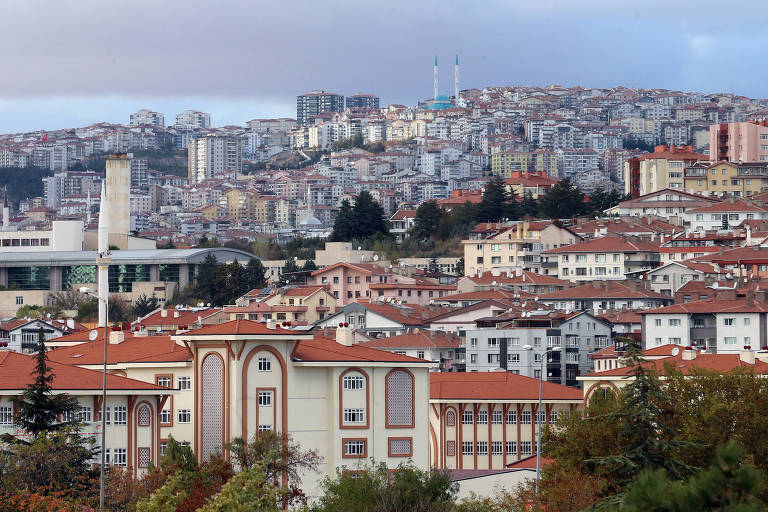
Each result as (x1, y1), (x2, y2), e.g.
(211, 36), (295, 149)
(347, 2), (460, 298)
(201, 354), (224, 461)
(446, 410), (456, 427)
(137, 404), (151, 427)
(386, 370), (414, 428)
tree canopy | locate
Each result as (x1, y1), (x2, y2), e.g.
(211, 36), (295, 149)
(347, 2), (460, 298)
(331, 192), (389, 241)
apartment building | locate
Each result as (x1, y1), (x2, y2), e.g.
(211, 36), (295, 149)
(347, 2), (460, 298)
(710, 120), (768, 163)
(683, 161), (768, 198)
(315, 301), (439, 337)
(188, 135), (243, 183)
(543, 235), (661, 281)
(359, 330), (461, 370)
(624, 145), (708, 197)
(297, 91), (344, 126)
(503, 171), (557, 199)
(640, 261), (724, 295)
(605, 189), (720, 221)
(130, 109), (165, 127)
(491, 151), (557, 179)
(464, 311), (610, 386)
(641, 291), (768, 353)
(683, 199), (768, 232)
(175, 110), (211, 129)
(463, 221), (582, 277)
(429, 372), (582, 470)
(537, 281), (672, 313)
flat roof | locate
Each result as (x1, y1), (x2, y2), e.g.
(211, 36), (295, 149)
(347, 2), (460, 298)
(0, 248), (258, 267)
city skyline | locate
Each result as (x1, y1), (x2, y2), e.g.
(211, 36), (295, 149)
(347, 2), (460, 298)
(2, 0), (767, 133)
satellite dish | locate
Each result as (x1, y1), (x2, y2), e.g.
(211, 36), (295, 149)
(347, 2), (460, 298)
(358, 246), (362, 251)
(373, 254), (379, 261)
(712, 282), (719, 289)
(534, 296), (539, 302)
(491, 280), (497, 286)
(88, 329), (99, 341)
(294, 256), (298, 262)
(671, 347), (680, 356)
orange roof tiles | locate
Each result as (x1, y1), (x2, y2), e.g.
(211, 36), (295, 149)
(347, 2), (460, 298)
(538, 281), (668, 300)
(687, 200), (768, 214)
(48, 333), (191, 365)
(359, 331), (460, 350)
(0, 351), (169, 391)
(544, 235), (660, 254)
(291, 337), (429, 363)
(430, 371), (582, 401)
(586, 352), (768, 377)
(136, 308), (219, 327)
(182, 319), (296, 336)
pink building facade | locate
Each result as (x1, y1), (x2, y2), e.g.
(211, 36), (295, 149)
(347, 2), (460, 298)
(710, 121), (768, 163)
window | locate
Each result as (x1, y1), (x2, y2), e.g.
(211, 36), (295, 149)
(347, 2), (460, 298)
(487, 337), (498, 347)
(161, 409), (171, 424)
(534, 337), (542, 347)
(386, 370), (414, 427)
(462, 441), (474, 455)
(550, 410), (558, 423)
(389, 438), (413, 457)
(536, 410), (546, 425)
(724, 337), (737, 345)
(446, 410), (456, 426)
(477, 410), (488, 424)
(462, 410), (473, 424)
(469, 337), (477, 347)
(506, 409), (517, 424)
(178, 409), (191, 423)
(157, 376), (171, 388)
(655, 337), (662, 346)
(669, 319), (680, 327)
(446, 440), (456, 456)
(78, 406), (92, 423)
(343, 408), (365, 424)
(744, 318), (751, 326)
(417, 351), (425, 359)
(343, 375), (365, 390)
(258, 391), (273, 407)
(724, 318), (735, 326)
(160, 441), (168, 457)
(470, 354), (477, 364)
(258, 424), (272, 432)
(506, 441), (517, 455)
(510, 337), (520, 346)
(344, 440), (366, 457)
(15, 296), (23, 305)
(477, 441), (488, 456)
(507, 353), (520, 364)
(492, 410), (503, 424)
(492, 441), (502, 455)
(669, 337), (681, 344)
(137, 404), (151, 427)
(0, 406), (12, 425)
(521, 410), (531, 424)
(258, 357), (271, 371)
(98, 406), (111, 424)
(487, 354), (499, 364)
(178, 376), (191, 390)
(114, 406), (127, 425)
(114, 448), (127, 467)
(521, 441), (532, 456)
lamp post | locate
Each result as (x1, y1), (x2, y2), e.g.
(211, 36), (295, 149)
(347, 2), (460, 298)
(81, 286), (108, 512)
(523, 344), (562, 500)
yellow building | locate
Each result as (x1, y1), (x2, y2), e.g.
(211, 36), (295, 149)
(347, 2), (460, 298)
(684, 161), (768, 198)
(491, 150), (557, 178)
(219, 188), (256, 222)
(624, 145), (708, 197)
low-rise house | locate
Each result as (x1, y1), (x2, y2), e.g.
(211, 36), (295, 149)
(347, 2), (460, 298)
(0, 317), (82, 353)
(658, 232), (745, 263)
(429, 372), (582, 470)
(605, 188), (719, 221)
(427, 300), (513, 336)
(635, 261), (725, 296)
(389, 209), (417, 242)
(314, 300), (442, 337)
(456, 271), (568, 295)
(369, 277), (456, 306)
(596, 310), (643, 336)
(537, 281), (672, 313)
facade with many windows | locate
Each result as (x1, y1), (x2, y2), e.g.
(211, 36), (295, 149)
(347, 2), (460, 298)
(429, 372), (581, 470)
(172, 320), (433, 499)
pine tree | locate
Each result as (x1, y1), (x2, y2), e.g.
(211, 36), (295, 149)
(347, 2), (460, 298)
(538, 178), (587, 219)
(245, 258), (267, 290)
(11, 328), (81, 437)
(331, 199), (355, 241)
(520, 190), (538, 218)
(411, 200), (445, 241)
(476, 176), (513, 222)
(352, 190), (388, 239)
(132, 293), (160, 318)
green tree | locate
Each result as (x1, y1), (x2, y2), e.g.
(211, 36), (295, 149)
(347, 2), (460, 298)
(455, 257), (464, 277)
(313, 460), (459, 512)
(476, 176), (516, 222)
(427, 257), (440, 274)
(410, 200), (446, 241)
(587, 187), (625, 216)
(331, 199), (355, 241)
(351, 191), (389, 239)
(614, 441), (765, 512)
(281, 258), (301, 286)
(132, 293), (160, 318)
(196, 466), (284, 512)
(195, 253), (219, 303)
(302, 259), (318, 273)
(11, 328), (81, 437)
(520, 190), (539, 217)
(244, 258), (267, 291)
(538, 178), (587, 219)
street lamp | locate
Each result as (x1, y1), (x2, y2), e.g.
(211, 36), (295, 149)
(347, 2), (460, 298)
(81, 286), (108, 512)
(523, 344), (562, 499)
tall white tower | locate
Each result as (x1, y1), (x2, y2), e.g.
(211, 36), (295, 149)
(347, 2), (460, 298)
(454, 54), (460, 105)
(97, 182), (110, 327)
(105, 154), (131, 238)
(433, 55), (439, 100)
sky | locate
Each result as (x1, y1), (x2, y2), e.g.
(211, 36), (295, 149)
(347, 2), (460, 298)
(1, 0), (767, 133)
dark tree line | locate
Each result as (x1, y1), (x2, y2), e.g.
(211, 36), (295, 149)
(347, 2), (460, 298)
(331, 191), (389, 241)
(193, 254), (267, 306)
(0, 167), (53, 206)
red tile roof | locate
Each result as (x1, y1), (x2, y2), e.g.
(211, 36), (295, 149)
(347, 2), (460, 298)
(360, 302), (443, 325)
(390, 209), (417, 220)
(430, 371), (582, 401)
(538, 281), (668, 300)
(282, 286), (327, 297)
(181, 319), (297, 336)
(439, 290), (533, 302)
(585, 352), (768, 377)
(48, 333), (191, 365)
(544, 235), (660, 254)
(135, 308), (219, 327)
(0, 351), (169, 391)
(359, 331), (461, 350)
(687, 200), (768, 214)
(464, 271), (568, 287)
(642, 297), (768, 315)
(291, 337), (429, 363)
(310, 262), (386, 276)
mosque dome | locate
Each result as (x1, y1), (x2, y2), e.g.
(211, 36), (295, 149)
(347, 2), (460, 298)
(427, 95), (454, 110)
(299, 215), (322, 226)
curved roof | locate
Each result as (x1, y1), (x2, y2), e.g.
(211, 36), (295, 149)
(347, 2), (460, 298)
(0, 247), (258, 267)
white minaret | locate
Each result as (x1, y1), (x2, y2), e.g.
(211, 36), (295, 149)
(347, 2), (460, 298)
(2, 198), (9, 232)
(454, 54), (460, 105)
(86, 189), (92, 225)
(433, 55), (439, 100)
(97, 182), (110, 327)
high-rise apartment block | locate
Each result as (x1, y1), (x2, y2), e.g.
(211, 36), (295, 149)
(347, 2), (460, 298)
(710, 120), (768, 163)
(176, 110), (211, 129)
(296, 91), (344, 126)
(346, 94), (380, 110)
(129, 109), (165, 127)
(187, 135), (242, 183)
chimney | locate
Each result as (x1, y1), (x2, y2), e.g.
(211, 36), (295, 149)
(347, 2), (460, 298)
(757, 350), (768, 364)
(681, 348), (697, 361)
(740, 349), (756, 365)
(133, 327), (148, 338)
(173, 311), (180, 318)
(161, 309), (168, 318)
(266, 320), (276, 330)
(756, 289), (768, 303)
(336, 326), (354, 346)
(746, 290), (755, 307)
(109, 331), (125, 344)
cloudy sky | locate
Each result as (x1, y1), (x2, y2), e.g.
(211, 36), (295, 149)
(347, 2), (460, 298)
(1, 0), (765, 133)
